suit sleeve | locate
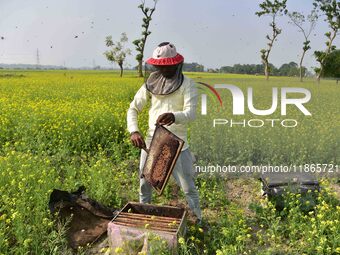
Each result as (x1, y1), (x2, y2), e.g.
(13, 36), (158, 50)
(173, 80), (198, 124)
(127, 84), (150, 133)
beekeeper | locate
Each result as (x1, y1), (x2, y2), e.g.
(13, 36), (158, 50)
(126, 42), (202, 223)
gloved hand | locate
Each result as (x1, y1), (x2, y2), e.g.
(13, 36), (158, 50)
(156, 112), (175, 126)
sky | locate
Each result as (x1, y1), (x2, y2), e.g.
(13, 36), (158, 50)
(0, 0), (338, 70)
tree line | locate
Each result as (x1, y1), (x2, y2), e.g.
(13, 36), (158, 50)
(219, 62), (309, 76)
(255, 0), (339, 82)
(103, 0), (339, 82)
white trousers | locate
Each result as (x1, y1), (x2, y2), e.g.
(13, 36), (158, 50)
(139, 138), (202, 220)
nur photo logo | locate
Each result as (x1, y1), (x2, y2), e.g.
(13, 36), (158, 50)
(197, 82), (312, 128)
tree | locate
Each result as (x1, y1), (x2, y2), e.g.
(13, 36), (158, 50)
(313, 0), (340, 83)
(288, 10), (318, 82)
(256, 0), (288, 80)
(104, 33), (131, 77)
(182, 62), (204, 72)
(219, 63), (282, 75)
(323, 49), (340, 80)
(133, 0), (158, 77)
(278, 61), (305, 76)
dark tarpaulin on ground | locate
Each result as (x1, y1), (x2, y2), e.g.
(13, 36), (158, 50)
(49, 186), (117, 250)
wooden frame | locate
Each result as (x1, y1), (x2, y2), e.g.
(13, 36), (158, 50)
(142, 124), (184, 195)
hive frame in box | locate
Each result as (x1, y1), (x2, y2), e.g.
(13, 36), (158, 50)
(107, 202), (187, 254)
(142, 124), (184, 195)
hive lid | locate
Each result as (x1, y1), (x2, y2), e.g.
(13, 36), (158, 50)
(142, 124), (184, 195)
(260, 172), (319, 188)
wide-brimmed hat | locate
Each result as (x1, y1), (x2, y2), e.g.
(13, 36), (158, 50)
(146, 42), (184, 66)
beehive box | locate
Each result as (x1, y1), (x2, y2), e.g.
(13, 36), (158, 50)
(107, 202), (187, 255)
(260, 172), (320, 211)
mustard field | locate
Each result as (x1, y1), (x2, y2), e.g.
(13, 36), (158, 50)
(0, 70), (339, 255)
